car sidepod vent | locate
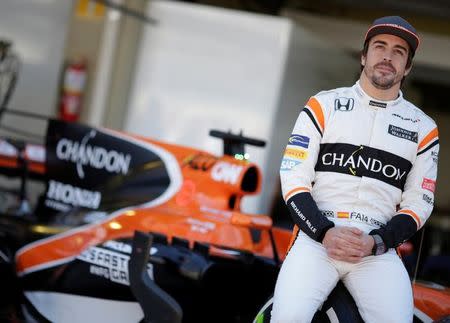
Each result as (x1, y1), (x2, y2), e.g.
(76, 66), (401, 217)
(240, 166), (259, 193)
(193, 241), (210, 256)
(151, 232), (168, 245)
(178, 250), (211, 281)
(171, 236), (189, 249)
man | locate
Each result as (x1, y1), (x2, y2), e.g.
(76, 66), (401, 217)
(271, 16), (439, 323)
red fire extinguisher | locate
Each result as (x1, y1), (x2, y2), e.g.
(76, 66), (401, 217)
(59, 58), (87, 122)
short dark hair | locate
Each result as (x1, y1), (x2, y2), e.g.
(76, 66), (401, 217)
(364, 16), (419, 56)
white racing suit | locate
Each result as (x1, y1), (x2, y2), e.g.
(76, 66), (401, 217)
(271, 81), (439, 323)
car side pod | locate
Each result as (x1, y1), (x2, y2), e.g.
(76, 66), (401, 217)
(128, 230), (183, 323)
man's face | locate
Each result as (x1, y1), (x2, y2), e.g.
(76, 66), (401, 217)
(361, 34), (411, 90)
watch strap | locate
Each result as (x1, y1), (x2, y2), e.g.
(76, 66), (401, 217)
(371, 234), (386, 255)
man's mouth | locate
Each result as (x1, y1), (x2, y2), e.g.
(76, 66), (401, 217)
(375, 64), (395, 73)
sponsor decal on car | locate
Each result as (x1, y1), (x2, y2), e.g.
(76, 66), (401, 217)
(334, 97), (354, 111)
(44, 120), (175, 214)
(200, 206), (232, 218)
(422, 178), (436, 193)
(103, 240), (132, 254)
(288, 134), (310, 149)
(183, 153), (217, 171)
(56, 130), (132, 179)
(186, 218), (216, 234)
(45, 179), (101, 210)
(77, 246), (154, 285)
(211, 161), (243, 185)
(388, 125), (418, 143)
(103, 240), (158, 255)
(280, 158), (301, 171)
(284, 148), (308, 161)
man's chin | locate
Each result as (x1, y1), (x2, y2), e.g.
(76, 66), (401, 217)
(371, 77), (395, 90)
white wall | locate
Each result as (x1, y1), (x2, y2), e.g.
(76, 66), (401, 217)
(0, 0), (72, 140)
(284, 11), (450, 70)
(260, 24), (359, 215)
(64, 5), (104, 124)
(124, 0), (292, 213)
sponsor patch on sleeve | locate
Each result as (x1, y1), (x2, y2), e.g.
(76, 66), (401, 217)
(422, 178), (436, 193)
(288, 134), (310, 148)
(422, 194), (434, 205)
(284, 148), (308, 161)
(431, 151), (438, 164)
(281, 158), (301, 171)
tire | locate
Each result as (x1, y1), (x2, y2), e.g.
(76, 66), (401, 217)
(253, 281), (364, 323)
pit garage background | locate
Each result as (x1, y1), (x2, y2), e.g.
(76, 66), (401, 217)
(0, 0), (449, 285)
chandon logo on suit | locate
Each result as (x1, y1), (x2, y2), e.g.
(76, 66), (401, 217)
(334, 97), (354, 111)
(315, 143), (412, 189)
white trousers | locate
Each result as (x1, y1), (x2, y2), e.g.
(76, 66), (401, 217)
(271, 231), (413, 323)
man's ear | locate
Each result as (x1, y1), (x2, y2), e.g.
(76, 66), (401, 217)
(404, 64), (412, 77)
(361, 55), (366, 67)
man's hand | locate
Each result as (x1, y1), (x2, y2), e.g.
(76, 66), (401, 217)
(360, 234), (376, 257)
(322, 227), (374, 263)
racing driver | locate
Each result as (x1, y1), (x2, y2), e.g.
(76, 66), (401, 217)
(271, 16), (439, 323)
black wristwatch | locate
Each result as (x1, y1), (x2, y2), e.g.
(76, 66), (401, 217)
(371, 234), (386, 255)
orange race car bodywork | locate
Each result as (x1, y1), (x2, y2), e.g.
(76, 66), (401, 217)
(8, 125), (288, 274)
(0, 119), (448, 322)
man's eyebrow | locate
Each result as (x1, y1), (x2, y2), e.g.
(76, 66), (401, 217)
(372, 40), (387, 46)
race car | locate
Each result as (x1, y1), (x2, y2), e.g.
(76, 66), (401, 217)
(0, 117), (448, 323)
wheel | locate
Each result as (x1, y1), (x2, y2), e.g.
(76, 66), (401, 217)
(253, 281), (364, 323)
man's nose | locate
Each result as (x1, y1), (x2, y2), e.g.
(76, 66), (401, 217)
(383, 50), (393, 61)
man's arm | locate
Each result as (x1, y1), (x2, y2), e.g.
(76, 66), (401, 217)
(370, 126), (439, 249)
(280, 97), (335, 242)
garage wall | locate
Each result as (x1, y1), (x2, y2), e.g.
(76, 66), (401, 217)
(124, 0), (292, 213)
(0, 0), (72, 140)
(284, 11), (450, 70)
(260, 24), (359, 216)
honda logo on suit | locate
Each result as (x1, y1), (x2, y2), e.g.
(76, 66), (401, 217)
(334, 97), (354, 111)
